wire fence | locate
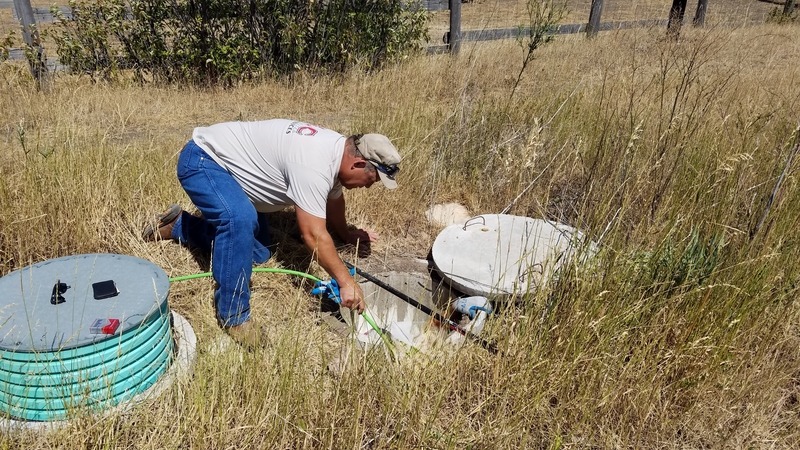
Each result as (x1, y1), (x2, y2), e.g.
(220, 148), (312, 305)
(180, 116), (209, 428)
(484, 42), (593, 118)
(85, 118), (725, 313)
(1, 0), (783, 72)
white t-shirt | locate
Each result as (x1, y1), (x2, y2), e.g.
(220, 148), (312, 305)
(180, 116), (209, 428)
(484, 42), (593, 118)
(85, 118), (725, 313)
(192, 119), (345, 218)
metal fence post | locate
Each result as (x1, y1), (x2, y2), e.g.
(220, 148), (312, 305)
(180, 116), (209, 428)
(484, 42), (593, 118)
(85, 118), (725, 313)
(13, 0), (48, 89)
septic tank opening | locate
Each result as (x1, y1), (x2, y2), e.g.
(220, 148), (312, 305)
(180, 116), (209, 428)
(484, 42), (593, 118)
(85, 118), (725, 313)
(341, 271), (446, 350)
(328, 270), (488, 353)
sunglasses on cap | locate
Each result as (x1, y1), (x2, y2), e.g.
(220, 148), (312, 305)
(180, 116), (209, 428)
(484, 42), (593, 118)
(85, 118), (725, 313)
(367, 159), (399, 179)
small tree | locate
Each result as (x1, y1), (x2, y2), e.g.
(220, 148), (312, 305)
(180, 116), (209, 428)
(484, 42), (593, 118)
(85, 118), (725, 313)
(511, 0), (566, 100)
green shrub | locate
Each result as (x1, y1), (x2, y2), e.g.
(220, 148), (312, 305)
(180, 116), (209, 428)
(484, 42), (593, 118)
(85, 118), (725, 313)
(51, 0), (428, 85)
(0, 33), (14, 64)
(632, 227), (725, 297)
(49, 1), (125, 81)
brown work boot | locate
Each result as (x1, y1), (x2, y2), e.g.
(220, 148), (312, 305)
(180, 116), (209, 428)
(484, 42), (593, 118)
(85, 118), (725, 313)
(225, 320), (268, 350)
(142, 204), (182, 242)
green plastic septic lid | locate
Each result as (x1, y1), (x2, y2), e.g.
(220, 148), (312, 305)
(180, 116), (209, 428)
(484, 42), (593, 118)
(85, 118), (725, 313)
(0, 254), (170, 352)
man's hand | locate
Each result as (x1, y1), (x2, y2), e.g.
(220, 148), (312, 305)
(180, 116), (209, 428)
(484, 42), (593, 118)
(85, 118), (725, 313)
(346, 228), (379, 246)
(327, 196), (378, 248)
(338, 281), (366, 314)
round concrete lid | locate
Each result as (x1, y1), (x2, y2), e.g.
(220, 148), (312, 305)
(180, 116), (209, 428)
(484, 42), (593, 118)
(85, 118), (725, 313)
(0, 254), (169, 352)
(431, 214), (592, 299)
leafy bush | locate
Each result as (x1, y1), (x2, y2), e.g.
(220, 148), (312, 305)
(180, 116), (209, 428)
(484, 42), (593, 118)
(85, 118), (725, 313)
(49, 2), (125, 81)
(50, 0), (428, 85)
(0, 33), (14, 63)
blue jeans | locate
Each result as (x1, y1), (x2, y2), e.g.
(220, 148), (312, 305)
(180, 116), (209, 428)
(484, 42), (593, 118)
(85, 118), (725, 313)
(172, 140), (273, 327)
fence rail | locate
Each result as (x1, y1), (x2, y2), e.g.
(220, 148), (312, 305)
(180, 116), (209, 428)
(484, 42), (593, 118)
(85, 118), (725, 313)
(458, 18), (667, 43)
(421, 0), (449, 11)
(426, 18), (669, 53)
(28, 5), (72, 21)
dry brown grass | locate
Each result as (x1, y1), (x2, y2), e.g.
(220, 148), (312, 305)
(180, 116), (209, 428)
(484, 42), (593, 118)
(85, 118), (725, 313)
(0, 7), (13, 37)
(2, 17), (800, 449)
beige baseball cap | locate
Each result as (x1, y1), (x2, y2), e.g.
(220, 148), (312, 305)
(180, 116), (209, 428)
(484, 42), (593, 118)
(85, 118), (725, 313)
(355, 134), (401, 189)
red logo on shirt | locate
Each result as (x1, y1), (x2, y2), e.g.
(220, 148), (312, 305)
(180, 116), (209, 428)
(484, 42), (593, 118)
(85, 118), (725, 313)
(296, 126), (318, 136)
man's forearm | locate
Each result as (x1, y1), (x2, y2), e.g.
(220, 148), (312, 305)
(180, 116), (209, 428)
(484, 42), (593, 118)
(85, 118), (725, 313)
(304, 227), (354, 288)
(297, 200), (366, 311)
(326, 196), (350, 242)
(296, 206), (357, 296)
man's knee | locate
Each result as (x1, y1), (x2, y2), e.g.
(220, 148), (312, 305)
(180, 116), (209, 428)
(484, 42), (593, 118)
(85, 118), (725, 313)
(219, 205), (258, 234)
